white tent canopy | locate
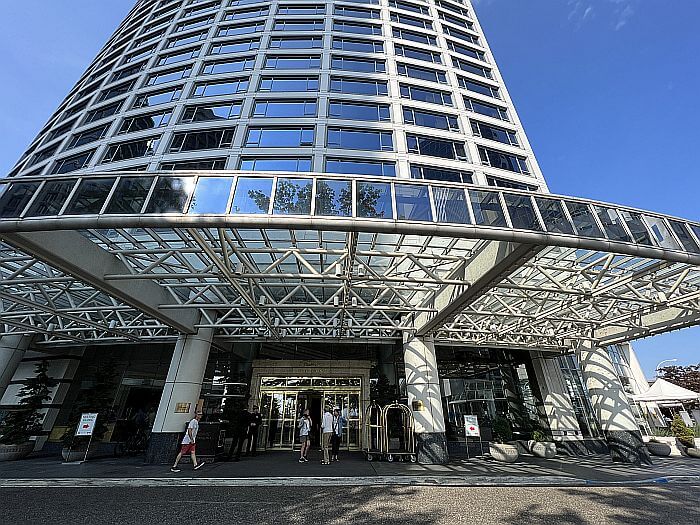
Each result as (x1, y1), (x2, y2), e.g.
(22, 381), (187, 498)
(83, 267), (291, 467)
(632, 378), (700, 403)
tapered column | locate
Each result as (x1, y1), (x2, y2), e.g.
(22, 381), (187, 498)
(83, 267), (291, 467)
(146, 327), (214, 464)
(0, 335), (31, 399)
(577, 339), (651, 465)
(403, 333), (448, 464)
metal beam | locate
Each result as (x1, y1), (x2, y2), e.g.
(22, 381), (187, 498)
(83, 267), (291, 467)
(595, 306), (700, 344)
(1, 231), (197, 334)
(414, 241), (541, 336)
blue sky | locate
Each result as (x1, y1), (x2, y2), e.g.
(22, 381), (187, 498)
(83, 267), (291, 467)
(0, 1), (698, 375)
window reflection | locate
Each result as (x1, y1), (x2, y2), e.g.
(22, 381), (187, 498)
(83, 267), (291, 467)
(619, 211), (653, 245)
(503, 193), (542, 231)
(188, 177), (233, 214)
(643, 215), (681, 250)
(594, 207), (631, 243)
(273, 178), (312, 215)
(25, 180), (75, 217)
(0, 182), (40, 218)
(395, 184), (432, 221)
(65, 178), (116, 215)
(668, 221), (700, 254)
(145, 177), (195, 213)
(315, 179), (352, 217)
(105, 177), (154, 214)
(564, 201), (604, 238)
(433, 187), (469, 224)
(357, 182), (392, 219)
(231, 177), (273, 214)
(469, 190), (506, 227)
(535, 198), (574, 235)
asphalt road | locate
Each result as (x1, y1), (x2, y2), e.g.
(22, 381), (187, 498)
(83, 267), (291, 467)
(3, 484), (699, 524)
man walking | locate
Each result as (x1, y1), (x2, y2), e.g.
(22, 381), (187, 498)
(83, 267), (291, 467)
(246, 405), (263, 456)
(331, 407), (344, 462)
(171, 411), (205, 472)
(320, 406), (333, 465)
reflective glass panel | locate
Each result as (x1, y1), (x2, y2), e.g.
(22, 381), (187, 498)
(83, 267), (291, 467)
(105, 177), (155, 214)
(620, 210), (653, 245)
(535, 198), (574, 234)
(503, 193), (542, 231)
(357, 182), (392, 219)
(239, 157), (312, 172)
(668, 220), (700, 254)
(315, 179), (352, 217)
(395, 184), (432, 222)
(64, 178), (116, 215)
(231, 177), (273, 214)
(469, 190), (506, 227)
(0, 182), (40, 218)
(594, 206), (632, 242)
(273, 178), (312, 215)
(188, 177), (233, 214)
(564, 201), (604, 238)
(25, 180), (75, 217)
(145, 177), (195, 213)
(643, 215), (682, 250)
(433, 187), (469, 224)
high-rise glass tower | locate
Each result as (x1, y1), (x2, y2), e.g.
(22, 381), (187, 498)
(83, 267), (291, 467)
(10, 0), (546, 194)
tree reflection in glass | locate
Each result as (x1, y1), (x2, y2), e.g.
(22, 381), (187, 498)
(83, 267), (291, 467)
(231, 177), (273, 214)
(272, 178), (312, 215)
(315, 179), (351, 216)
(357, 182), (392, 219)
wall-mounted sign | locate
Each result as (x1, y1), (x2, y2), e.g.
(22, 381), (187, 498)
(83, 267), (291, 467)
(175, 402), (191, 414)
(75, 413), (98, 437)
(412, 400), (424, 411)
(464, 415), (480, 437)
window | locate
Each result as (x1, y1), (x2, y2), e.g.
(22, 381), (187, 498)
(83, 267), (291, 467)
(169, 128), (235, 152)
(145, 177), (195, 214)
(395, 184), (432, 221)
(224, 6), (269, 20)
(156, 47), (201, 66)
(478, 146), (529, 174)
(183, 0), (221, 18)
(112, 62), (147, 82)
(217, 21), (265, 37)
(400, 84), (452, 106)
(259, 76), (319, 92)
(273, 19), (325, 31)
(404, 108), (459, 131)
(45, 120), (77, 143)
(180, 102), (242, 123)
(98, 80), (135, 102)
(410, 164), (473, 183)
(447, 40), (486, 62)
(357, 181), (392, 218)
(457, 76), (500, 98)
(443, 25), (480, 46)
(192, 78), (249, 97)
(239, 157), (312, 172)
(231, 177), (273, 214)
(397, 63), (447, 84)
(326, 158), (396, 177)
(269, 37), (323, 49)
(147, 66), (192, 86)
(252, 99), (317, 117)
(406, 134), (467, 160)
(166, 30), (209, 49)
(487, 176), (538, 191)
(394, 44), (442, 64)
(245, 127), (315, 147)
(264, 55), (321, 69)
(535, 198), (574, 234)
(51, 150), (95, 174)
(390, 13), (432, 30)
(104, 176), (154, 214)
(25, 180), (75, 217)
(133, 86), (182, 107)
(31, 145), (59, 166)
(389, 0), (430, 15)
(120, 110), (172, 133)
(331, 55), (385, 73)
(64, 178), (116, 215)
(452, 57), (492, 79)
(188, 176), (234, 214)
(273, 178), (313, 215)
(471, 121), (518, 146)
(209, 38), (260, 54)
(439, 12), (474, 30)
(327, 128), (393, 151)
(329, 100), (390, 121)
(392, 27), (437, 46)
(334, 6), (380, 19)
(333, 20), (382, 35)
(202, 57), (256, 74)
(436, 0), (470, 18)
(470, 189), (506, 227)
(66, 124), (110, 149)
(124, 45), (156, 64)
(503, 193), (542, 231)
(0, 182), (41, 218)
(433, 186), (470, 223)
(332, 38), (383, 53)
(84, 101), (123, 123)
(330, 77), (387, 95)
(565, 201), (604, 238)
(102, 137), (160, 163)
(161, 158), (228, 170)
(277, 5), (326, 16)
(463, 97), (509, 120)
(316, 179), (352, 217)
(175, 15), (216, 33)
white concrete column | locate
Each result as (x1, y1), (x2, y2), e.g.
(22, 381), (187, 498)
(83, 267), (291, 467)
(147, 327), (213, 463)
(530, 352), (581, 439)
(577, 339), (651, 465)
(0, 335), (31, 399)
(403, 333), (448, 463)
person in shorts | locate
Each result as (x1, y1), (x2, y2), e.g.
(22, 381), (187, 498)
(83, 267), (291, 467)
(298, 409), (311, 463)
(171, 411), (205, 472)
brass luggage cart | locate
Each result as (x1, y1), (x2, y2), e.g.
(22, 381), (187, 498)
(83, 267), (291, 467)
(363, 401), (383, 461)
(381, 403), (416, 462)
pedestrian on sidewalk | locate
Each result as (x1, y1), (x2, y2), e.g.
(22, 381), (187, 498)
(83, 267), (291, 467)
(171, 411), (205, 473)
(331, 407), (345, 462)
(321, 406), (333, 465)
(246, 405), (262, 456)
(230, 405), (251, 461)
(298, 409), (311, 463)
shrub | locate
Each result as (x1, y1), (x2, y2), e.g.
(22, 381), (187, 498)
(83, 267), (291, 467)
(492, 417), (513, 443)
(670, 414), (696, 449)
(532, 429), (548, 442)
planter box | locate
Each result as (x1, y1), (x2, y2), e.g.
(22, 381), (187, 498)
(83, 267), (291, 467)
(489, 443), (519, 463)
(529, 441), (557, 459)
(0, 443), (34, 462)
(686, 448), (700, 459)
(645, 442), (671, 457)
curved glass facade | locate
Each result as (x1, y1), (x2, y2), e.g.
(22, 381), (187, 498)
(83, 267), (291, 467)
(9, 0), (547, 194)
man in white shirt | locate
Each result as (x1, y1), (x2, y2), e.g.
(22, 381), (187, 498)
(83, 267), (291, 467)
(171, 411), (205, 472)
(320, 407), (334, 465)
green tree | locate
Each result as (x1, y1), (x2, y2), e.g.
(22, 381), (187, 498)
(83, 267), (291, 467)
(0, 361), (56, 445)
(370, 370), (396, 407)
(659, 364), (700, 393)
(670, 414), (696, 448)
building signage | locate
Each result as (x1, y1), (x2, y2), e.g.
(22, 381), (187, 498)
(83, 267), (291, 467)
(75, 413), (98, 437)
(175, 402), (191, 414)
(464, 415), (480, 437)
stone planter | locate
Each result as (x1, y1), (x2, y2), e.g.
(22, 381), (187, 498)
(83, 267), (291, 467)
(529, 441), (557, 459)
(686, 448), (700, 459)
(646, 442), (672, 457)
(490, 443), (519, 463)
(61, 446), (98, 462)
(0, 443), (34, 462)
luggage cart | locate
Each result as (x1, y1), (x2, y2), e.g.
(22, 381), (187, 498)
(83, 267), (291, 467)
(363, 401), (383, 461)
(381, 403), (416, 462)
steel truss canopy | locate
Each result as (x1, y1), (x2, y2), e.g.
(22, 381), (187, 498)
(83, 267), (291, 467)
(0, 171), (699, 351)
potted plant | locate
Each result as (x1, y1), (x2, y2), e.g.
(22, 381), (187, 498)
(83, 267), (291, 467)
(670, 414), (699, 458)
(0, 361), (56, 461)
(489, 417), (519, 463)
(528, 429), (557, 459)
(645, 437), (672, 457)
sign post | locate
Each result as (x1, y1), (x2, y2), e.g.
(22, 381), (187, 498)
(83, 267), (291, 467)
(463, 415), (481, 459)
(65, 413), (98, 463)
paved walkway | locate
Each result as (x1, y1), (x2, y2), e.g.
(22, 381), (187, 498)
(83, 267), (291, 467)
(1, 451), (700, 486)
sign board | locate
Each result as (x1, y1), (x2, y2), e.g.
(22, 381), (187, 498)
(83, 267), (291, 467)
(175, 402), (191, 414)
(464, 415), (480, 437)
(75, 413), (98, 437)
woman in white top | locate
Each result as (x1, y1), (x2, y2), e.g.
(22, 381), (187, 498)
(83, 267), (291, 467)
(298, 409), (311, 463)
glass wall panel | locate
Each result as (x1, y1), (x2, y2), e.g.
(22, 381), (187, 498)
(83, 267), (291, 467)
(395, 184), (432, 221)
(0, 182), (41, 218)
(357, 182), (392, 219)
(668, 220), (700, 254)
(273, 178), (312, 215)
(315, 179), (352, 217)
(469, 190), (506, 227)
(239, 157), (312, 172)
(643, 215), (682, 250)
(594, 206), (632, 242)
(64, 178), (116, 215)
(503, 193), (542, 231)
(535, 198), (574, 234)
(25, 180), (75, 217)
(231, 177), (273, 214)
(105, 177), (155, 214)
(188, 177), (233, 214)
(145, 177), (195, 213)
(620, 210), (653, 245)
(433, 187), (469, 224)
(564, 201), (604, 238)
